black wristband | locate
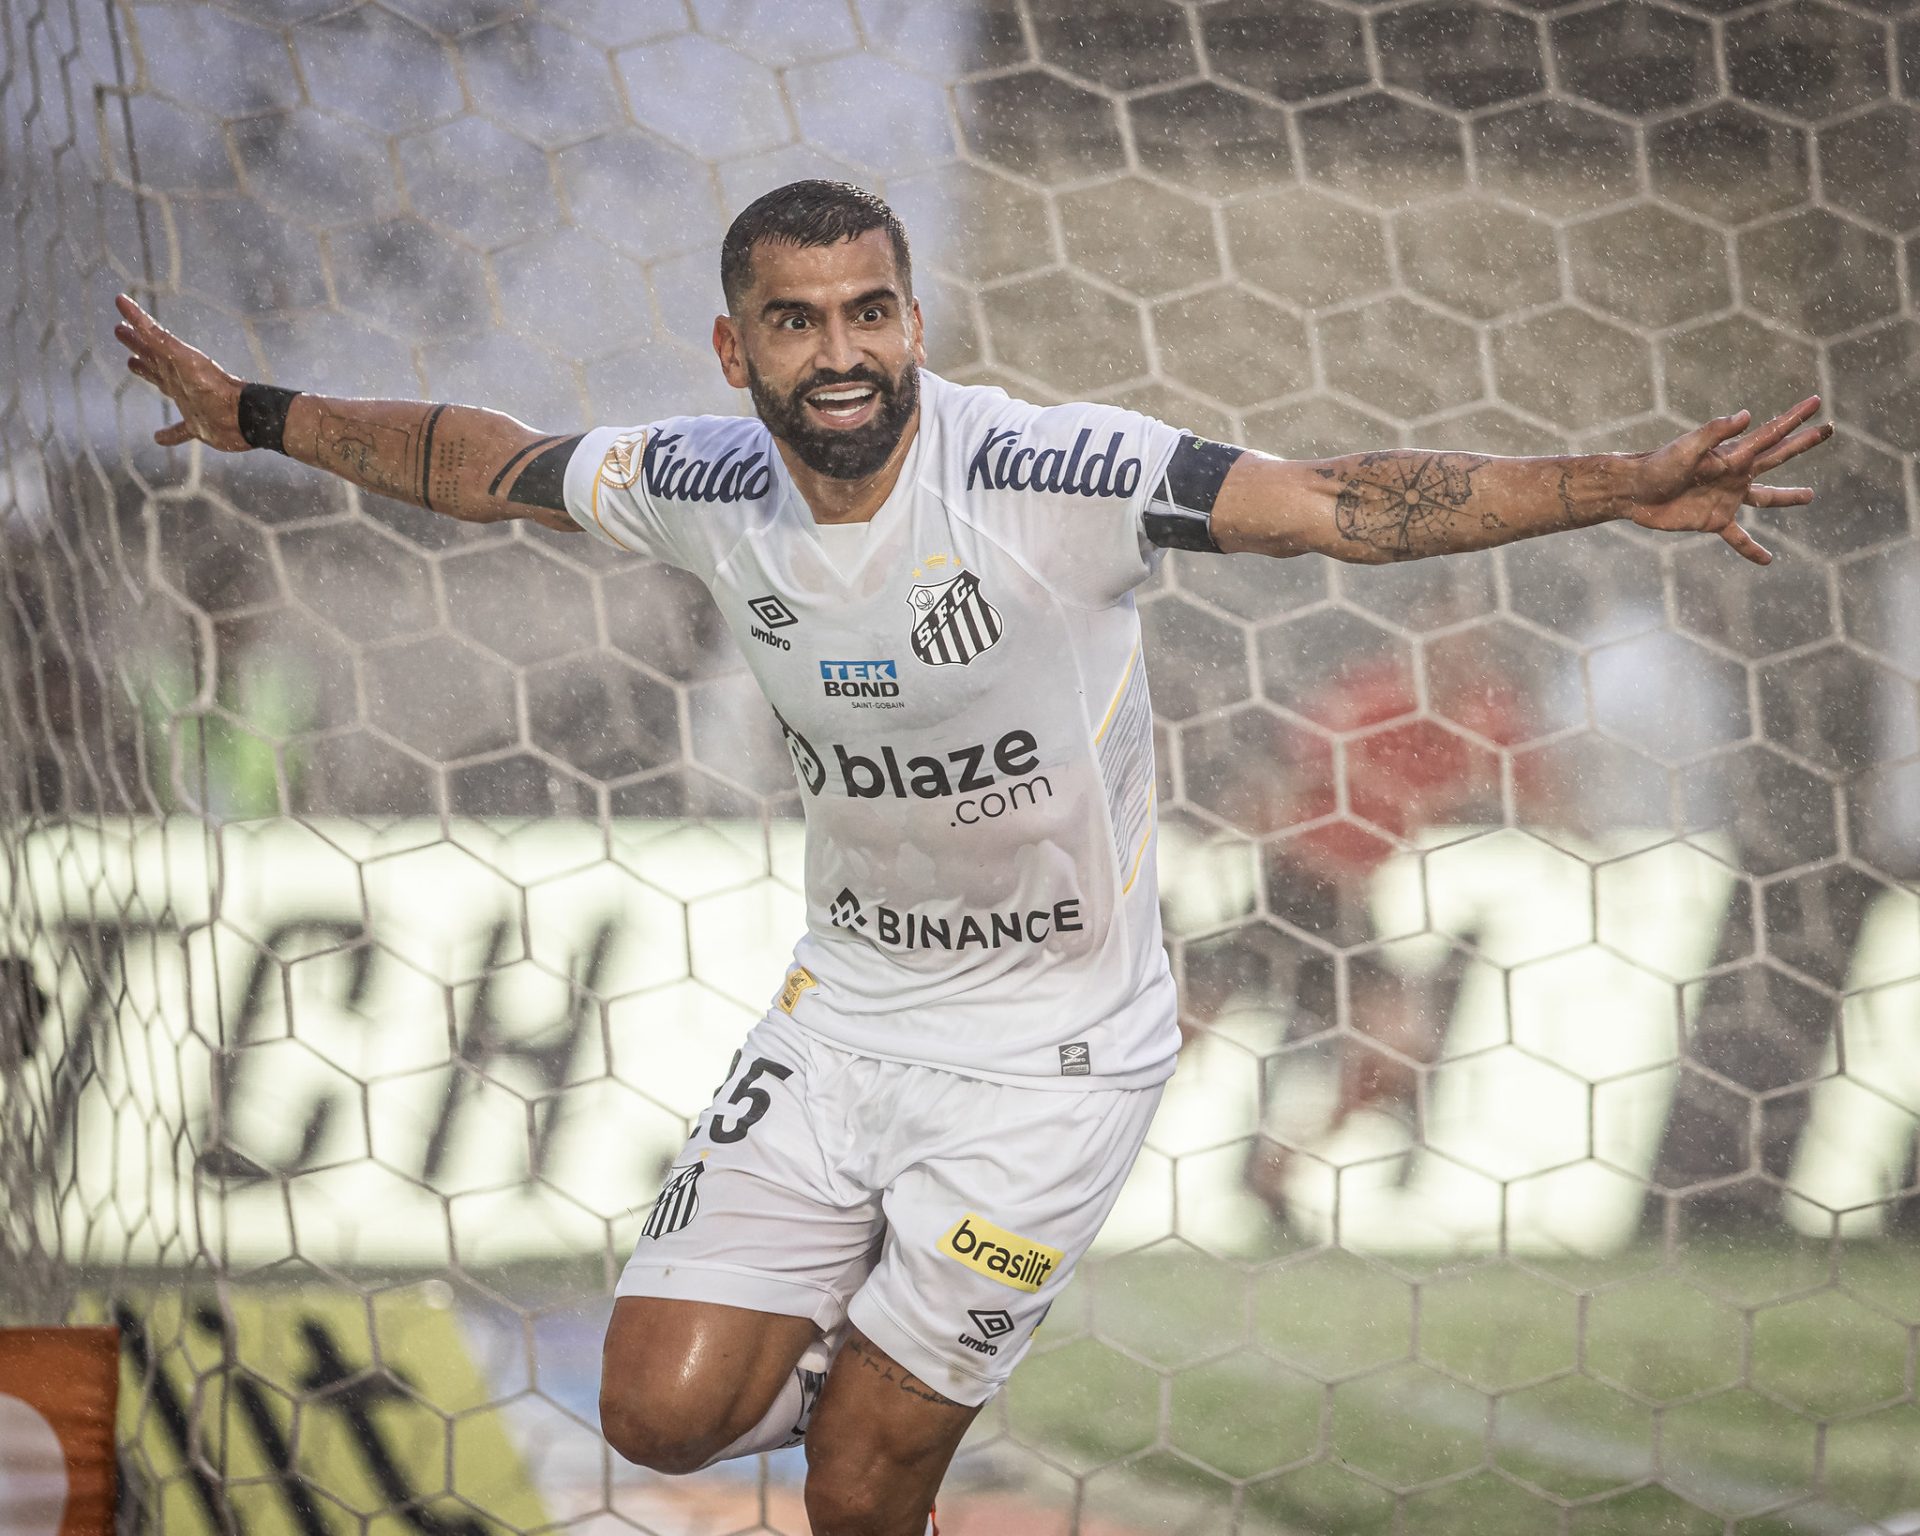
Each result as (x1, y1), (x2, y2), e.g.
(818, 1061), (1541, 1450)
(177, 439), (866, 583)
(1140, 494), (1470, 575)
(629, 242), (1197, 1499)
(237, 382), (301, 454)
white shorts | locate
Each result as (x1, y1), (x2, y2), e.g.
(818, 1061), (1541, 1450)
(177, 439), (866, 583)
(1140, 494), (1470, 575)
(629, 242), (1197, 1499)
(617, 1012), (1163, 1407)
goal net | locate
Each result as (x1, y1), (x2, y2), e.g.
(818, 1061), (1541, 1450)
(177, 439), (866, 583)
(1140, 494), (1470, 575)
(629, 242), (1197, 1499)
(3, 0), (1918, 1531)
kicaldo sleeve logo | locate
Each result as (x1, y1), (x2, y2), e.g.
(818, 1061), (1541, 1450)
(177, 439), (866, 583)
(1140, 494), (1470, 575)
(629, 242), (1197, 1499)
(937, 1215), (1063, 1293)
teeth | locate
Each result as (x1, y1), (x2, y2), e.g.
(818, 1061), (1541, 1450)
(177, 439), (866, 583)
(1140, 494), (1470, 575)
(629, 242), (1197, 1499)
(813, 388), (874, 403)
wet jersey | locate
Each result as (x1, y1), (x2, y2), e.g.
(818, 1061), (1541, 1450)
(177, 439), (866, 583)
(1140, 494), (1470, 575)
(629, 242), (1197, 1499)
(562, 370), (1192, 1088)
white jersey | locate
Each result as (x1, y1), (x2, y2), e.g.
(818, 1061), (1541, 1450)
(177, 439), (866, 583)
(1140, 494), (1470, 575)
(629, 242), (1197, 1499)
(563, 370), (1191, 1088)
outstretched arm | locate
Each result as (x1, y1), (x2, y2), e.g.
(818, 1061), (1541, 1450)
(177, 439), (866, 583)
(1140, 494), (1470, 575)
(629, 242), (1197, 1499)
(112, 294), (583, 532)
(1210, 398), (1832, 567)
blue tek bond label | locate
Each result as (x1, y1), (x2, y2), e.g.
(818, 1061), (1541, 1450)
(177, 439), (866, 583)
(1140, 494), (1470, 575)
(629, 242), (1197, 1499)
(819, 659), (903, 709)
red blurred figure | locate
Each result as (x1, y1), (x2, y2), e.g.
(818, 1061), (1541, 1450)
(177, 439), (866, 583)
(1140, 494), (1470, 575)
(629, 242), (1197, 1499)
(1198, 651), (1541, 1218)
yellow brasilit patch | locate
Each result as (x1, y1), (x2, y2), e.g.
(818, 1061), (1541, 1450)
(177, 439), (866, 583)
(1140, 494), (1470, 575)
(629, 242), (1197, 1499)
(777, 966), (817, 1014)
(938, 1214), (1063, 1293)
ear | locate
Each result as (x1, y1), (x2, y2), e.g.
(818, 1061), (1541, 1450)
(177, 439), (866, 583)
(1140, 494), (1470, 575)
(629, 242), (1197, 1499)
(910, 297), (926, 368)
(713, 314), (749, 390)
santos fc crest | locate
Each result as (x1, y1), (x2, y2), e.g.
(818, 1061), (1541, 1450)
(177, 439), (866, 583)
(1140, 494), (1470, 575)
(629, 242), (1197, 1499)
(908, 569), (1002, 667)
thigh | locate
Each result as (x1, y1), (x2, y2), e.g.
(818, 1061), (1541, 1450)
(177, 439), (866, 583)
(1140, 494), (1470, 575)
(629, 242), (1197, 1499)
(617, 1018), (882, 1326)
(604, 1020), (883, 1450)
(601, 1295), (817, 1456)
(850, 1076), (1164, 1408)
(804, 1328), (981, 1534)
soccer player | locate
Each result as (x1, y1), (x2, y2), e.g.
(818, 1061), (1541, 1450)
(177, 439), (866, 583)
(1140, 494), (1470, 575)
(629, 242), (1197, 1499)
(113, 179), (1832, 1536)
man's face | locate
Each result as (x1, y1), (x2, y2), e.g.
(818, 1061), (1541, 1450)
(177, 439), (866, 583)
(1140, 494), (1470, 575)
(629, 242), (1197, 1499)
(714, 228), (925, 481)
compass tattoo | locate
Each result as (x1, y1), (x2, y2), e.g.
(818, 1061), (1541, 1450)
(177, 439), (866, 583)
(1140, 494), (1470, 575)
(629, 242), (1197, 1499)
(1331, 451), (1496, 559)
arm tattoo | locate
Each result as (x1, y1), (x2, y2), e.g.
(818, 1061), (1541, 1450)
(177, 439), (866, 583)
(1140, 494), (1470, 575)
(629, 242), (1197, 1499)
(488, 433), (566, 496)
(1556, 465), (1577, 528)
(1332, 451), (1494, 560)
(843, 1332), (965, 1409)
(418, 403), (447, 510)
(501, 433), (584, 513)
(316, 412), (417, 503)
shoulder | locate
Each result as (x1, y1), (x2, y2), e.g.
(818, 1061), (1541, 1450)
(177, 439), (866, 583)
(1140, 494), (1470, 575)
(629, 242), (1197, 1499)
(566, 413), (777, 572)
(617, 413), (779, 508)
(923, 373), (1170, 504)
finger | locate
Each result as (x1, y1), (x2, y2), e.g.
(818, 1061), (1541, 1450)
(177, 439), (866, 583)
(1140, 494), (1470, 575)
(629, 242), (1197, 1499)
(153, 421), (196, 448)
(1751, 421), (1834, 473)
(126, 355), (159, 384)
(1690, 409), (1750, 453)
(115, 292), (166, 339)
(1720, 520), (1773, 565)
(1745, 484), (1813, 508)
(113, 321), (146, 355)
(1726, 396), (1823, 468)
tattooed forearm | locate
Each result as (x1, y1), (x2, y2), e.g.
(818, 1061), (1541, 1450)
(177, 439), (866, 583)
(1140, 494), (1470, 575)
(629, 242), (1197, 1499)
(844, 1332), (966, 1409)
(312, 412), (419, 504)
(1331, 451), (1492, 560)
(287, 396), (579, 528)
(1305, 449), (1632, 563)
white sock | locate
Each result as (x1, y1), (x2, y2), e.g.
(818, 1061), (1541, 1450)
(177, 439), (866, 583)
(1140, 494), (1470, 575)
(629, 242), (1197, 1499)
(697, 1327), (840, 1469)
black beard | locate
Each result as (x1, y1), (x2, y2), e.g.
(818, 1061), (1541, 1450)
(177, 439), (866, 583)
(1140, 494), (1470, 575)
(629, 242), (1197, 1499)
(746, 359), (919, 481)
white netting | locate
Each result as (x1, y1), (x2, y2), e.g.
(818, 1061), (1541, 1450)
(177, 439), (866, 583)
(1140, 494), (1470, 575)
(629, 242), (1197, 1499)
(3, 0), (1918, 1531)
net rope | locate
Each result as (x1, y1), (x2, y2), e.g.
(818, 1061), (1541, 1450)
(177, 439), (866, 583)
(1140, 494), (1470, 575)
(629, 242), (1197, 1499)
(3, 0), (1918, 1531)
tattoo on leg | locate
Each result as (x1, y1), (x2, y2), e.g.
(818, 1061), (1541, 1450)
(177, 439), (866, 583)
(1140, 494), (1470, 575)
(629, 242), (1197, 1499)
(843, 1333), (964, 1409)
(1332, 451), (1492, 559)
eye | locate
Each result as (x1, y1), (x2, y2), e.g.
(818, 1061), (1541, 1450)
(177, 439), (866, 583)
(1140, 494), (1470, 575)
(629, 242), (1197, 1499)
(860, 306), (886, 324)
(780, 314), (809, 332)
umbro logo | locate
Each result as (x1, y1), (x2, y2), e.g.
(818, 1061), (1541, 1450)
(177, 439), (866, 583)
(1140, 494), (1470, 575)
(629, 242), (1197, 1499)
(749, 594), (798, 649)
(958, 1307), (1016, 1357)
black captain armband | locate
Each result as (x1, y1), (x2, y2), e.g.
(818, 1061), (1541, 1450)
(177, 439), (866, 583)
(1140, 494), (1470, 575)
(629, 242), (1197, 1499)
(237, 383), (302, 454)
(1143, 434), (1246, 554)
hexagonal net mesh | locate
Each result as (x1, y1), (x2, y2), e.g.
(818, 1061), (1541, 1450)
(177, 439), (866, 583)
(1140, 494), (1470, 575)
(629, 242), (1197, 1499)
(3, 0), (1918, 1531)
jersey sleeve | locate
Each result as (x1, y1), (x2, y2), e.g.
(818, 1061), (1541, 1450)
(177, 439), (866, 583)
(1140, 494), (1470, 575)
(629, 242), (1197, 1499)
(955, 397), (1187, 608)
(562, 425), (692, 570)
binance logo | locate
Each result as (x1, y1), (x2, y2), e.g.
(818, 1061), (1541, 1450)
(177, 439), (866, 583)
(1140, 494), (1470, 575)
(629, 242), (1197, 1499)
(938, 1214), (1062, 1293)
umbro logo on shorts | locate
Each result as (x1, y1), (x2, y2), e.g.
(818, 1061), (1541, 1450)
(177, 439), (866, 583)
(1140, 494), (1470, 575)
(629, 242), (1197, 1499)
(957, 1307), (1015, 1357)
(1059, 1042), (1091, 1076)
(938, 1214), (1062, 1293)
(642, 1161), (702, 1239)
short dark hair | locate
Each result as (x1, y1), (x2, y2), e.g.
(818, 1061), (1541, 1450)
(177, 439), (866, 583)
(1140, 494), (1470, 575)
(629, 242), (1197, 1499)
(720, 180), (912, 313)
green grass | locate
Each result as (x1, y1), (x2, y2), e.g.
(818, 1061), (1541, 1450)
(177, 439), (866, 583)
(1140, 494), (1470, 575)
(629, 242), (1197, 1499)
(993, 1238), (1920, 1535)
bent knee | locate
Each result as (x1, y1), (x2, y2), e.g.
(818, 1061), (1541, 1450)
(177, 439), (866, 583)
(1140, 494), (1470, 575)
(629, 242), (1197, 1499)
(804, 1470), (893, 1535)
(600, 1389), (731, 1475)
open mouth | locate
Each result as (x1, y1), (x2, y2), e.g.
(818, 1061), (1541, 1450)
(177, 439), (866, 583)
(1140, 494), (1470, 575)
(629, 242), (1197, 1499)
(805, 383), (881, 428)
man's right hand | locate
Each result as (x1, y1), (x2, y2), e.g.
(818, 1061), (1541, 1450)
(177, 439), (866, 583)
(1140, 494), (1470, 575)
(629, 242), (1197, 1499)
(113, 294), (249, 452)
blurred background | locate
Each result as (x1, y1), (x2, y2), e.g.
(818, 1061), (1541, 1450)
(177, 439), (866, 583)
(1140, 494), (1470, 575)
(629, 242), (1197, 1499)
(2, 0), (1918, 1531)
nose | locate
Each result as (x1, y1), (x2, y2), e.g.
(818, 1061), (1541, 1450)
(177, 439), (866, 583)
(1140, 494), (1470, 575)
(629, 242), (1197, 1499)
(811, 315), (862, 377)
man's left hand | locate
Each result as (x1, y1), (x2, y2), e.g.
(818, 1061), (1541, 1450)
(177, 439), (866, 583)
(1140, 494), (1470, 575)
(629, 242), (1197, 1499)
(1627, 395), (1833, 565)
